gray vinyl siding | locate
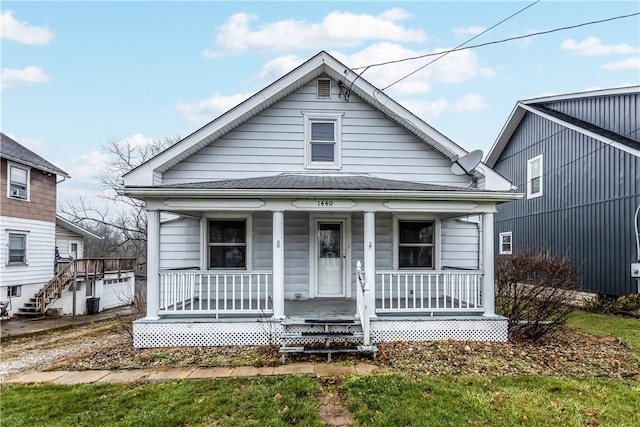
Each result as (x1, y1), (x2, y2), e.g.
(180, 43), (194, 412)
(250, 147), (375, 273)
(375, 212), (394, 271)
(493, 108), (640, 295)
(252, 212), (272, 271)
(283, 211), (309, 298)
(441, 219), (479, 270)
(163, 78), (470, 187)
(542, 93), (640, 143)
(159, 218), (200, 270)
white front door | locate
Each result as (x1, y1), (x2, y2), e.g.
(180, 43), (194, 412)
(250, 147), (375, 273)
(315, 219), (347, 297)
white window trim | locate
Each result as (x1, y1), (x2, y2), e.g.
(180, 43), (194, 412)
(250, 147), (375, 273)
(499, 231), (513, 255)
(200, 213), (253, 271)
(69, 241), (80, 259)
(302, 111), (344, 170)
(526, 154), (543, 199)
(392, 215), (441, 270)
(6, 161), (30, 202)
(6, 231), (28, 266)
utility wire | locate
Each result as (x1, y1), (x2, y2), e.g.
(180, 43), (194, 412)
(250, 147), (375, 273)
(352, 11), (640, 74)
(381, 0), (541, 91)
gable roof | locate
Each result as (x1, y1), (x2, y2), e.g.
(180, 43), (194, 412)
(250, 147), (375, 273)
(56, 216), (103, 240)
(486, 86), (640, 167)
(124, 51), (511, 191)
(0, 132), (70, 178)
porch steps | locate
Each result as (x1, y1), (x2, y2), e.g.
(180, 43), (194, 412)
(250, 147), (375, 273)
(17, 298), (41, 317)
(279, 317), (377, 362)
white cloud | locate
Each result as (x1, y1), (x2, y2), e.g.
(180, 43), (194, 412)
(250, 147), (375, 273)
(178, 92), (255, 123)
(68, 150), (111, 181)
(254, 54), (306, 82)
(204, 9), (426, 57)
(119, 132), (155, 148)
(330, 43), (495, 95)
(1, 66), (50, 91)
(5, 133), (47, 150)
(1, 10), (54, 45)
(453, 26), (486, 39)
(601, 57), (640, 70)
(399, 93), (489, 119)
(561, 36), (639, 56)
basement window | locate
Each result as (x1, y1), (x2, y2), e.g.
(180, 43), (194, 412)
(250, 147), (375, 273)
(499, 232), (512, 255)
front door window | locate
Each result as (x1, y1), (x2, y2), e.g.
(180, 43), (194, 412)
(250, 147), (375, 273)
(316, 222), (344, 296)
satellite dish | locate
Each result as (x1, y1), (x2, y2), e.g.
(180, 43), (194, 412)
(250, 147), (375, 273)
(451, 150), (483, 176)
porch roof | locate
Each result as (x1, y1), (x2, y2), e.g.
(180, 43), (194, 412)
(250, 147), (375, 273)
(156, 174), (484, 192)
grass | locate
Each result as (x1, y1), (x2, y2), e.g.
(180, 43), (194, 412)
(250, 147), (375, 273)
(568, 310), (640, 352)
(344, 375), (640, 427)
(0, 376), (324, 427)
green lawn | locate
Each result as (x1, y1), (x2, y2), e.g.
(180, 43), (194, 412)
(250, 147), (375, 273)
(3, 375), (639, 427)
(345, 375), (640, 427)
(568, 310), (640, 352)
(0, 377), (324, 427)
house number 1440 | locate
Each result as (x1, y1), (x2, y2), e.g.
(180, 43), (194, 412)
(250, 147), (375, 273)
(317, 200), (334, 207)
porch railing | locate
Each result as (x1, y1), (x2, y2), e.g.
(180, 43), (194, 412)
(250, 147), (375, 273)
(376, 270), (484, 314)
(355, 261), (371, 346)
(159, 270), (273, 317)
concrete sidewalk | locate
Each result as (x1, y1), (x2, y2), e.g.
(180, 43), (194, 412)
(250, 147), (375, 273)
(1, 306), (130, 339)
(4, 363), (381, 385)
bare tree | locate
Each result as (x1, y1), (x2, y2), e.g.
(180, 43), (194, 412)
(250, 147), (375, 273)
(59, 135), (180, 266)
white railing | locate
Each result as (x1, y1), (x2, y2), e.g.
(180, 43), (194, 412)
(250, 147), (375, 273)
(355, 261), (371, 346)
(159, 270), (273, 318)
(376, 270), (484, 314)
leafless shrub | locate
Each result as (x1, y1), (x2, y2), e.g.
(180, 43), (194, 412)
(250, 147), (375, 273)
(584, 293), (640, 318)
(495, 252), (581, 342)
(112, 284), (146, 341)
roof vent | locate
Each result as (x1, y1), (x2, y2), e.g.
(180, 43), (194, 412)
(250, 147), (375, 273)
(317, 78), (331, 98)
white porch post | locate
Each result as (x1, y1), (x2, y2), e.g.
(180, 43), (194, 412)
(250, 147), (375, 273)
(364, 211), (377, 317)
(272, 211), (285, 319)
(146, 209), (160, 320)
(482, 212), (496, 317)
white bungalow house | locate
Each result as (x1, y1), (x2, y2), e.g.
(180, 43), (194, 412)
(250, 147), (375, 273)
(123, 52), (520, 355)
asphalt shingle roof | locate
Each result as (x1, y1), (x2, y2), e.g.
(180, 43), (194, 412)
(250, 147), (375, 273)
(157, 174), (480, 192)
(0, 133), (70, 177)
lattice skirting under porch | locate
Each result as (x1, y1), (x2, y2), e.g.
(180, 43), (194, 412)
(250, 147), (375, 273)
(133, 317), (507, 348)
(370, 318), (507, 342)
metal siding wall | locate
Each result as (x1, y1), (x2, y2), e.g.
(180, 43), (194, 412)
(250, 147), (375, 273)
(543, 93), (640, 142)
(494, 109), (639, 295)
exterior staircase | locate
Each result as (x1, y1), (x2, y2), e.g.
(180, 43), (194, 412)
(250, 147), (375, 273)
(17, 258), (136, 317)
(279, 317), (377, 362)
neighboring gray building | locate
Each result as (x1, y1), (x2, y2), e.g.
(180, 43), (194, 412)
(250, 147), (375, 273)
(487, 86), (640, 296)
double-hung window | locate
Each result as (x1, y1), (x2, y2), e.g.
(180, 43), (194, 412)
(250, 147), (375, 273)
(303, 111), (343, 169)
(527, 155), (543, 198)
(499, 232), (512, 255)
(208, 220), (247, 269)
(8, 233), (27, 265)
(397, 220), (435, 269)
(8, 163), (29, 200)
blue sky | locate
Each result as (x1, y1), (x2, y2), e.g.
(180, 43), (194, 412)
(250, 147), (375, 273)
(2, 1), (639, 206)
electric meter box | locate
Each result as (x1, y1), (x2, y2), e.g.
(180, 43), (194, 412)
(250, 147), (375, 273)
(631, 263), (640, 278)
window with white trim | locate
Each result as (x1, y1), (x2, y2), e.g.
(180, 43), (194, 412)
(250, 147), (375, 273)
(527, 155), (543, 198)
(69, 242), (79, 259)
(499, 232), (512, 255)
(397, 220), (435, 269)
(8, 163), (29, 200)
(303, 111), (343, 169)
(7, 233), (27, 265)
(208, 219), (247, 269)
(7, 285), (21, 298)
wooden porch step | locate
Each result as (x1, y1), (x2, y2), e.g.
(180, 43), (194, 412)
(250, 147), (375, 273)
(281, 318), (360, 326)
(281, 331), (364, 339)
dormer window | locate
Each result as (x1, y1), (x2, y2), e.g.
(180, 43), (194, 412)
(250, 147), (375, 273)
(303, 111), (344, 169)
(317, 78), (331, 98)
(7, 163), (29, 201)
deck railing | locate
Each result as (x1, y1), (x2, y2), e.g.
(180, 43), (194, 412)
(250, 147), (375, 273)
(376, 270), (484, 314)
(159, 270), (273, 317)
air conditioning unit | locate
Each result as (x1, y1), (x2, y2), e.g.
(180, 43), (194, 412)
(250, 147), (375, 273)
(10, 188), (26, 198)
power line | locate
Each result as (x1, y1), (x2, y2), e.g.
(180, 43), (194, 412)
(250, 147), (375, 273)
(351, 11), (640, 76)
(381, 0), (541, 91)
